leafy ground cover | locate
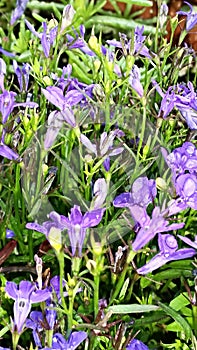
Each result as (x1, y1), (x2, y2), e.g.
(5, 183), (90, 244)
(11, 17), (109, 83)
(0, 0), (197, 349)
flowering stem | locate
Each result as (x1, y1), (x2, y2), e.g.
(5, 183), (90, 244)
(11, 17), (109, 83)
(12, 331), (20, 350)
(56, 251), (68, 313)
(192, 305), (197, 337)
(94, 273), (100, 319)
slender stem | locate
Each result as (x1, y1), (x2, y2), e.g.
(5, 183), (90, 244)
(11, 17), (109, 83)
(192, 305), (197, 337)
(94, 274), (100, 319)
(57, 251), (68, 313)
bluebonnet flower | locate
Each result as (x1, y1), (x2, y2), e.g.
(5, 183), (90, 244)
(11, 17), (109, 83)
(0, 58), (6, 91)
(13, 60), (31, 92)
(10, 0), (29, 25)
(137, 233), (196, 275)
(5, 280), (51, 334)
(177, 1), (197, 31)
(113, 176), (157, 226)
(126, 338), (149, 349)
(25, 19), (58, 57)
(129, 65), (143, 98)
(153, 80), (197, 129)
(81, 129), (124, 171)
(40, 331), (87, 350)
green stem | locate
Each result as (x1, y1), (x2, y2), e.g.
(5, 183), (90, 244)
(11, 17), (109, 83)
(192, 305), (197, 337)
(12, 331), (20, 350)
(57, 251), (68, 313)
(94, 273), (100, 319)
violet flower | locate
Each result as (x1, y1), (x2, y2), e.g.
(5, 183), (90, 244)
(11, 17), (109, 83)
(137, 233), (196, 275)
(40, 331), (87, 350)
(60, 4), (76, 33)
(178, 234), (197, 250)
(26, 206), (105, 257)
(0, 89), (38, 125)
(0, 47), (15, 58)
(175, 173), (197, 210)
(129, 65), (143, 98)
(81, 129), (124, 171)
(107, 26), (152, 58)
(6, 228), (15, 239)
(5, 280), (51, 334)
(25, 19), (58, 57)
(66, 25), (95, 56)
(0, 142), (19, 160)
(113, 176), (157, 227)
(57, 205), (105, 256)
(26, 311), (44, 348)
(10, 0), (29, 25)
(153, 80), (197, 129)
(177, 1), (197, 31)
(132, 207), (185, 251)
(13, 60), (31, 92)
(126, 338), (149, 349)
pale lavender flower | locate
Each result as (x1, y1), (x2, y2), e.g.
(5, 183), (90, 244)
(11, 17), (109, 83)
(0, 58), (6, 91)
(177, 1), (197, 31)
(137, 233), (196, 275)
(132, 207), (185, 251)
(129, 65), (143, 97)
(10, 0), (29, 25)
(0, 90), (38, 124)
(126, 338), (149, 349)
(159, 3), (168, 28)
(92, 178), (107, 209)
(81, 129), (124, 171)
(5, 280), (51, 334)
(60, 5), (76, 33)
(44, 110), (76, 150)
(13, 60), (31, 92)
(25, 19), (58, 57)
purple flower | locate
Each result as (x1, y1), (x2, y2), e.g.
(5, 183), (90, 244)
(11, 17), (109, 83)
(66, 25), (95, 56)
(0, 89), (38, 124)
(0, 47), (15, 58)
(6, 228), (15, 239)
(129, 65), (143, 97)
(60, 5), (76, 33)
(26, 311), (44, 348)
(153, 80), (197, 129)
(41, 331), (87, 350)
(81, 129), (124, 171)
(175, 174), (197, 210)
(57, 205), (105, 256)
(49, 275), (68, 302)
(10, 0), (29, 25)
(137, 233), (196, 275)
(113, 177), (157, 226)
(163, 142), (197, 177)
(159, 3), (168, 28)
(177, 1), (197, 31)
(25, 19), (58, 57)
(178, 234), (197, 249)
(126, 338), (149, 349)
(107, 26), (152, 58)
(5, 280), (51, 334)
(132, 207), (185, 251)
(13, 60), (31, 92)
(0, 142), (19, 160)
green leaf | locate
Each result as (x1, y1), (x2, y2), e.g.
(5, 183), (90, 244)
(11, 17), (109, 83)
(170, 293), (190, 311)
(158, 302), (193, 340)
(86, 16), (156, 33)
(108, 304), (159, 314)
(117, 0), (152, 5)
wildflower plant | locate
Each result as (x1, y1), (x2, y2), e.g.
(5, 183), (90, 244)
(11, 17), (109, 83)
(0, 1), (197, 350)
